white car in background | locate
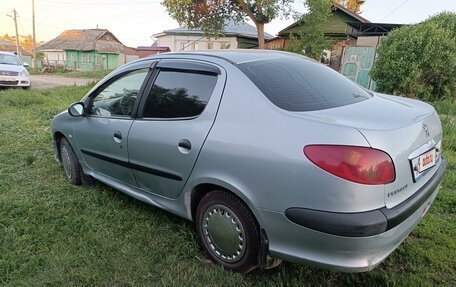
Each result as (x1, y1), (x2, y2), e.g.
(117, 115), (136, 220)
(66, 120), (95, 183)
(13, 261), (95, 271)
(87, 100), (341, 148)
(0, 51), (31, 89)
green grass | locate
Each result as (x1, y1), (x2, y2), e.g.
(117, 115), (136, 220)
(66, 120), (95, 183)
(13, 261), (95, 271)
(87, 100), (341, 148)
(0, 87), (455, 286)
(29, 69), (113, 79)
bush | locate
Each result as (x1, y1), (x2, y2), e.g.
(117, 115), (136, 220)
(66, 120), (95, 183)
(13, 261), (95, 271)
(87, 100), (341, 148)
(370, 12), (456, 100)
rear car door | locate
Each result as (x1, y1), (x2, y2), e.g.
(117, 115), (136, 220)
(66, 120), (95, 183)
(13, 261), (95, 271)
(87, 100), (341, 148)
(127, 59), (226, 198)
(73, 63), (151, 186)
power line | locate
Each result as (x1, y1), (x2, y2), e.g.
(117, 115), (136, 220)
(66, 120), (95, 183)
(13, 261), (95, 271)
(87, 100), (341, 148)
(362, 0), (389, 13)
(378, 0), (411, 22)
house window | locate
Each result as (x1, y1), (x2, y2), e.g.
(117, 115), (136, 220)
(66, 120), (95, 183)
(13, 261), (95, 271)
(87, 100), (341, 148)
(70, 53), (75, 61)
(207, 42), (214, 50)
(194, 42), (199, 50)
(87, 54), (92, 63)
(81, 54), (86, 63)
(179, 42), (186, 51)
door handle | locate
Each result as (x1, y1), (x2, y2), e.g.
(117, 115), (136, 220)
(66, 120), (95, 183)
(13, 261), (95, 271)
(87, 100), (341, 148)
(113, 131), (122, 143)
(178, 139), (192, 151)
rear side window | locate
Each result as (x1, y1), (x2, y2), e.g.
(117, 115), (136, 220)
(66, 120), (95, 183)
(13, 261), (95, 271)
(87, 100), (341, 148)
(238, 57), (371, 112)
(142, 70), (217, 118)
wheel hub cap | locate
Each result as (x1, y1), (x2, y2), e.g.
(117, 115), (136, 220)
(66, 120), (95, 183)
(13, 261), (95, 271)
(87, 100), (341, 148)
(203, 204), (245, 263)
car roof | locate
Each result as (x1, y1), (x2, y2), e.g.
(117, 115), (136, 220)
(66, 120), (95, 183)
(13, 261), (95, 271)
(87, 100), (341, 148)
(147, 49), (310, 65)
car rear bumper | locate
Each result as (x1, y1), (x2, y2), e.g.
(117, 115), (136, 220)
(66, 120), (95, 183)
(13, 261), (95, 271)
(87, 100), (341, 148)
(258, 158), (445, 272)
(0, 75), (31, 87)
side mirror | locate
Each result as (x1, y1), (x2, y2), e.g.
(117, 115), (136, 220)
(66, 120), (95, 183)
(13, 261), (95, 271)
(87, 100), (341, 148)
(23, 63), (30, 68)
(68, 102), (85, 117)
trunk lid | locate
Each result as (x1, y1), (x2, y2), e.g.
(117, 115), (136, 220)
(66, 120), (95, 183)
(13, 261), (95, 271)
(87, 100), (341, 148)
(299, 93), (443, 208)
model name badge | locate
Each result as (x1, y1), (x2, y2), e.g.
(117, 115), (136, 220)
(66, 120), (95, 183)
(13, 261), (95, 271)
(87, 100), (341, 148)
(387, 184), (408, 198)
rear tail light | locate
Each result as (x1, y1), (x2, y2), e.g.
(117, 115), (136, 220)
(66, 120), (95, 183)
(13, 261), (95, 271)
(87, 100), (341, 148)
(304, 145), (395, 185)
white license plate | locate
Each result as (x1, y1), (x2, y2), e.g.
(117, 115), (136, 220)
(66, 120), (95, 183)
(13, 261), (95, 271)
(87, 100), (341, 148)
(411, 148), (436, 180)
(0, 76), (15, 82)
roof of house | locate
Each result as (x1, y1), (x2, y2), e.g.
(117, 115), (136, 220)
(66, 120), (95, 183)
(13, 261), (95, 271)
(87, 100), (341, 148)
(155, 20), (274, 40)
(137, 41), (170, 52)
(37, 29), (126, 53)
(0, 41), (30, 55)
(279, 3), (370, 35)
(335, 3), (370, 23)
(346, 22), (403, 37)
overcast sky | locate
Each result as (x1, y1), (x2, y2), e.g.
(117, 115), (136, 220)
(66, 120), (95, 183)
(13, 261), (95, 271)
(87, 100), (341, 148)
(1, 0), (455, 47)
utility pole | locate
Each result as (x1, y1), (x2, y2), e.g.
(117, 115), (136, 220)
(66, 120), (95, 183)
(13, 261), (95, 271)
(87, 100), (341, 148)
(7, 9), (21, 57)
(32, 0), (37, 68)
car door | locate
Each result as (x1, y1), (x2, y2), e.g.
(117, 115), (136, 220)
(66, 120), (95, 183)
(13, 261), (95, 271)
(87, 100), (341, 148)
(73, 62), (152, 186)
(127, 59), (226, 198)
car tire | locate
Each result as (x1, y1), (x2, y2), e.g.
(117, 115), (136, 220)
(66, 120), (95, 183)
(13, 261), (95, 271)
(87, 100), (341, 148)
(196, 190), (260, 273)
(60, 137), (82, 185)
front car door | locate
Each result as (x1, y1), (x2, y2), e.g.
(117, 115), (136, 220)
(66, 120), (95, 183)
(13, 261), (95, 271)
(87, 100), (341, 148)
(128, 59), (226, 198)
(73, 62), (151, 186)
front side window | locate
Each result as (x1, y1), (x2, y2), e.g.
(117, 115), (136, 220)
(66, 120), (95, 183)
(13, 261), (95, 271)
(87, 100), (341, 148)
(90, 68), (148, 117)
(142, 69), (217, 118)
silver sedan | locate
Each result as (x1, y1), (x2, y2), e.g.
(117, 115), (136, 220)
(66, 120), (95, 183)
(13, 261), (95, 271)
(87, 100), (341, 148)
(52, 50), (445, 273)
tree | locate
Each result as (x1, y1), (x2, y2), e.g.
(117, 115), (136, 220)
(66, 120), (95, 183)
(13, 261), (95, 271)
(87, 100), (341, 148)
(287, 0), (332, 60)
(0, 34), (35, 53)
(331, 0), (365, 13)
(370, 12), (456, 100)
(161, 0), (294, 49)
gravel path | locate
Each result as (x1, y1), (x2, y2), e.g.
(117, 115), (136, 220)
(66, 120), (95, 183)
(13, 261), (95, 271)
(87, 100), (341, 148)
(31, 75), (94, 89)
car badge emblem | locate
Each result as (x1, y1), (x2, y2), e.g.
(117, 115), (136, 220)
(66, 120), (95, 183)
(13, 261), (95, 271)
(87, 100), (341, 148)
(422, 124), (430, 138)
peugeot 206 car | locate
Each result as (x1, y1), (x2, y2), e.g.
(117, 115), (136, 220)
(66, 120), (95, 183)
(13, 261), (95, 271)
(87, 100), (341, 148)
(0, 51), (31, 89)
(51, 50), (445, 273)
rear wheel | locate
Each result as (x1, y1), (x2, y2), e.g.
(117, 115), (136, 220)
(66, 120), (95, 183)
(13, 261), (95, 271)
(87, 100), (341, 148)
(60, 137), (82, 185)
(196, 190), (260, 273)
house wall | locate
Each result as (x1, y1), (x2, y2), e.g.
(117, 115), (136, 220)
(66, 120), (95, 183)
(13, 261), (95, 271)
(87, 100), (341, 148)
(156, 34), (238, 52)
(42, 50), (66, 62)
(66, 50), (79, 69)
(79, 51), (95, 70)
(106, 53), (118, 70)
(65, 50), (120, 70)
(280, 10), (356, 36)
(356, 36), (381, 47)
(118, 53), (139, 65)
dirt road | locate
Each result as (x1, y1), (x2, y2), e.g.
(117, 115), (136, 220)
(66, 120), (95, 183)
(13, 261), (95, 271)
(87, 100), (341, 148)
(31, 75), (94, 89)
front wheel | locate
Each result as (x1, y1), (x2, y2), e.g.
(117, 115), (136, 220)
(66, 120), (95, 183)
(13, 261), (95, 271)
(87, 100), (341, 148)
(60, 137), (82, 185)
(196, 190), (260, 273)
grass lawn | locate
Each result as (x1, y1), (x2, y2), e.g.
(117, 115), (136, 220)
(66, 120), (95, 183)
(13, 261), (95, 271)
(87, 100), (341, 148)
(0, 86), (455, 286)
(29, 69), (114, 79)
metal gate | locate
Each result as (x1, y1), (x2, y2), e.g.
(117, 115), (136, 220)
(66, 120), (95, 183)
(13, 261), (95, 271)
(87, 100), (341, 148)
(341, 46), (377, 91)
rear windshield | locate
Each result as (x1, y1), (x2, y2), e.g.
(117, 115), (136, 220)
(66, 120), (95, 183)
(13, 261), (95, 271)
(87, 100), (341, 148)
(238, 57), (371, 112)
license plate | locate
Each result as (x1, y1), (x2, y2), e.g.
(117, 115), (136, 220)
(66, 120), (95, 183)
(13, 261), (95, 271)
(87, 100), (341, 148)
(411, 148), (436, 180)
(0, 76), (15, 82)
